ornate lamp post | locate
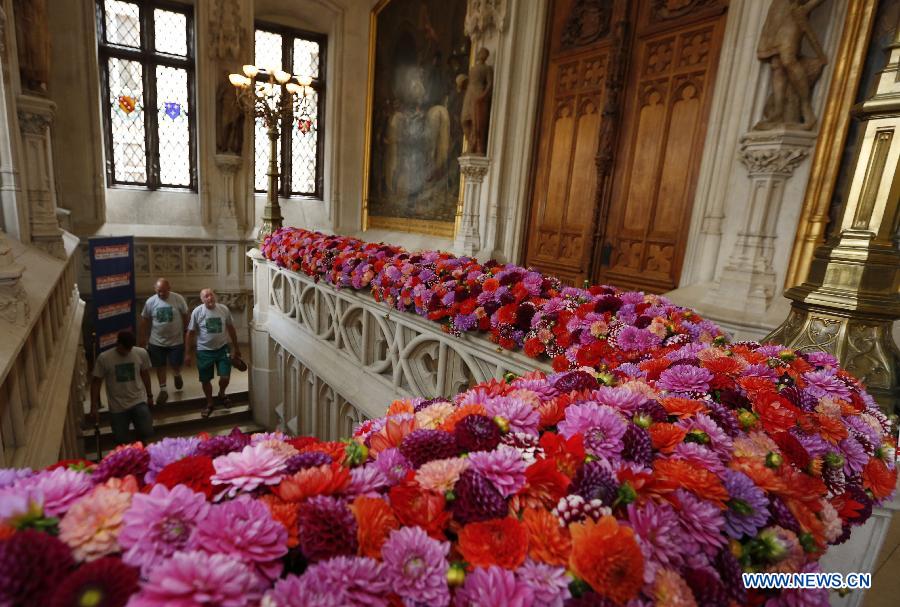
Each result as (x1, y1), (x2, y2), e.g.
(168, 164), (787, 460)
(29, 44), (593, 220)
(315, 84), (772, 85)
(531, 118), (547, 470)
(228, 65), (315, 244)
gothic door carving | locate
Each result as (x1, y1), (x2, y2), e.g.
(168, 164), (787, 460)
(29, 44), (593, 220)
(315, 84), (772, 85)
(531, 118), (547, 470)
(523, 0), (727, 291)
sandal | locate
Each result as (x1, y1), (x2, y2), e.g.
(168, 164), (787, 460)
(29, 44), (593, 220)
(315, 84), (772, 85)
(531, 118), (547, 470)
(218, 394), (232, 409)
(201, 401), (215, 419)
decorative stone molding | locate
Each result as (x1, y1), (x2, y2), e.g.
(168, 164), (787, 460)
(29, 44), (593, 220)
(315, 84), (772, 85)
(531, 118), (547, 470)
(251, 256), (550, 427)
(706, 129), (816, 313)
(209, 0), (243, 61)
(465, 0), (508, 43)
(0, 231), (28, 325)
(16, 107), (52, 134)
(214, 153), (243, 234)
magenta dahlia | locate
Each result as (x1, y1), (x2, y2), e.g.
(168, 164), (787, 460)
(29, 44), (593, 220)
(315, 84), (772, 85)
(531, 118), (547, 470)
(515, 560), (571, 606)
(381, 526), (450, 605)
(657, 365), (713, 394)
(297, 495), (358, 562)
(14, 467), (93, 517)
(455, 565), (534, 607)
(0, 530), (74, 604)
(399, 429), (459, 468)
(92, 447), (149, 485)
(48, 556), (139, 607)
(467, 446), (527, 498)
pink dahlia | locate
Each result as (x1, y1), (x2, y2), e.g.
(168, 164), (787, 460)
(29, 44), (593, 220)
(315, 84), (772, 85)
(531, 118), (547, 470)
(673, 489), (726, 557)
(0, 468), (33, 489)
(381, 526), (450, 605)
(59, 485), (133, 561)
(416, 457), (469, 493)
(467, 446), (527, 498)
(128, 550), (265, 607)
(557, 403), (628, 450)
(14, 467), (93, 517)
(515, 560), (571, 607)
(627, 500), (689, 582)
(591, 386), (647, 414)
(190, 495), (288, 580)
(211, 443), (288, 499)
(119, 483), (209, 575)
(484, 396), (541, 435)
(657, 365), (713, 394)
(274, 556), (391, 607)
(455, 566), (534, 607)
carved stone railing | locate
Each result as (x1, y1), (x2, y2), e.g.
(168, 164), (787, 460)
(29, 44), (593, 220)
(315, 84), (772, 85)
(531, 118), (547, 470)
(0, 231), (87, 467)
(249, 252), (550, 440)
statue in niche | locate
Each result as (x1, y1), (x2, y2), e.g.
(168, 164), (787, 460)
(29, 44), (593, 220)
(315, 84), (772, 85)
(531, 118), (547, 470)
(13, 0), (51, 93)
(457, 47), (493, 155)
(754, 0), (828, 131)
(216, 73), (245, 155)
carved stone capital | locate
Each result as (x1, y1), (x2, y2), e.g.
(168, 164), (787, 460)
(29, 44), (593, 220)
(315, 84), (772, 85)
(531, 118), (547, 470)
(738, 130), (816, 176)
(214, 153), (243, 173)
(458, 155), (490, 183)
(465, 0), (508, 41)
(17, 94), (55, 134)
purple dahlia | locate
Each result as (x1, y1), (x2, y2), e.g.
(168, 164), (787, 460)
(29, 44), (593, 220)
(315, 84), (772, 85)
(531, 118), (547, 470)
(723, 469), (769, 539)
(92, 447), (149, 484)
(452, 469), (508, 524)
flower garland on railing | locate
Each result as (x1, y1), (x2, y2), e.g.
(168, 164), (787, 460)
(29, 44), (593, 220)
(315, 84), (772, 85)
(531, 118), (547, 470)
(261, 227), (724, 371)
(1, 341), (895, 606)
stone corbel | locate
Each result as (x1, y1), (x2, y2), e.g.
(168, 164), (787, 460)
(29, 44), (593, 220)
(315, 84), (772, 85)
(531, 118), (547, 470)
(464, 0), (508, 47)
(0, 230), (28, 325)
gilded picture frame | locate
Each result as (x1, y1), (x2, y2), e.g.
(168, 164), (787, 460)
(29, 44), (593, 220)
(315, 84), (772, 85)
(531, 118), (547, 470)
(361, 0), (470, 238)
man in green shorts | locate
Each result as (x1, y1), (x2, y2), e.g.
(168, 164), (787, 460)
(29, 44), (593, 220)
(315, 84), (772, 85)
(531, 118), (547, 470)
(184, 288), (242, 418)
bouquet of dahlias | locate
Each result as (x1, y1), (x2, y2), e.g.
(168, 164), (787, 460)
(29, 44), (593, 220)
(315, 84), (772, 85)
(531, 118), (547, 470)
(1, 341), (895, 606)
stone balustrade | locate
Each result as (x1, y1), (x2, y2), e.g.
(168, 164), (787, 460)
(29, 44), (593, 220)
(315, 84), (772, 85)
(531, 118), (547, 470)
(249, 251), (551, 440)
(0, 231), (87, 468)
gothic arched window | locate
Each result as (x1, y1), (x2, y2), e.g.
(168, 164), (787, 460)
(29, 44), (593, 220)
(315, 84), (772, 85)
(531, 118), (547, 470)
(253, 22), (326, 199)
(97, 0), (196, 191)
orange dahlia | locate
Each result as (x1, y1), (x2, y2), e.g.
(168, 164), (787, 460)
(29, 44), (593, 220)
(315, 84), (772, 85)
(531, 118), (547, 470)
(815, 413), (849, 444)
(653, 458), (729, 507)
(389, 480), (452, 540)
(387, 399), (416, 416)
(260, 494), (300, 548)
(648, 423), (687, 454)
(273, 463), (351, 502)
(659, 397), (707, 419)
(350, 496), (399, 558)
(511, 458), (570, 511)
(863, 458), (897, 500)
(300, 440), (349, 463)
(369, 416), (417, 454)
(522, 507), (571, 566)
(569, 516), (644, 604)
(458, 517), (528, 570)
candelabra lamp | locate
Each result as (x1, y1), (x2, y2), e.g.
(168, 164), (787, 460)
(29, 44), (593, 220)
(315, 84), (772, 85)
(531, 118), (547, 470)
(767, 23), (900, 414)
(228, 65), (315, 244)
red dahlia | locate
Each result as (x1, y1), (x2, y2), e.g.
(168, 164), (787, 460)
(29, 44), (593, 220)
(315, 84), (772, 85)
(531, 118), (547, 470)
(154, 455), (215, 498)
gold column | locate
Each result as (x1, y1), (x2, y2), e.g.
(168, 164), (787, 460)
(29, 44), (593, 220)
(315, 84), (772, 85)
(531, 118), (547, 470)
(783, 0), (878, 289)
(767, 18), (900, 413)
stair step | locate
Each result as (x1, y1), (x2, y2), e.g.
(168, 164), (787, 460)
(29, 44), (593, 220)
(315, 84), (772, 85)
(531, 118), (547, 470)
(83, 391), (250, 429)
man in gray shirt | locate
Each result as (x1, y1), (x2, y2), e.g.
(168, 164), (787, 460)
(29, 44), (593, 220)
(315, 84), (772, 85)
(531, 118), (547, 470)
(139, 278), (188, 406)
(91, 330), (154, 445)
(185, 288), (242, 418)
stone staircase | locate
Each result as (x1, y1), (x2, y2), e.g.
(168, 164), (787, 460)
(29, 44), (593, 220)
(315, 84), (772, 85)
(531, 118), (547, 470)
(82, 391), (263, 460)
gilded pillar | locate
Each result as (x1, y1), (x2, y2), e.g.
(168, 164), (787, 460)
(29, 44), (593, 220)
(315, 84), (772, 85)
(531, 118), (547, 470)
(767, 21), (900, 413)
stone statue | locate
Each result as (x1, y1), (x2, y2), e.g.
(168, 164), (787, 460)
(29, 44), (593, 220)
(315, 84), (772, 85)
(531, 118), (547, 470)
(13, 0), (50, 93)
(216, 73), (245, 155)
(754, 0), (828, 131)
(457, 47), (493, 155)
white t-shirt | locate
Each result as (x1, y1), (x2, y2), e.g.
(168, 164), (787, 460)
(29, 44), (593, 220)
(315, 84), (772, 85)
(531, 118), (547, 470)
(188, 303), (233, 351)
(93, 347), (151, 413)
(141, 292), (188, 347)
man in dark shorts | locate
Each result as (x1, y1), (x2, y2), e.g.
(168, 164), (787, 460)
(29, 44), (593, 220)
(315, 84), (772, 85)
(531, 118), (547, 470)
(139, 278), (188, 406)
(91, 331), (154, 445)
(184, 288), (242, 418)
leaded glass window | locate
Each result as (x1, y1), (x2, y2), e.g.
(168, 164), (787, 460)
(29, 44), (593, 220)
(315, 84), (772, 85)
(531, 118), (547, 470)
(254, 23), (325, 199)
(98, 0), (196, 190)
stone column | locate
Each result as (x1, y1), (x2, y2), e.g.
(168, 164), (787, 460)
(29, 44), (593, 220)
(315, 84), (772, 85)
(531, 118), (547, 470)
(707, 130), (815, 313)
(214, 153), (243, 235)
(16, 94), (63, 258)
(454, 155), (489, 257)
(768, 22), (900, 413)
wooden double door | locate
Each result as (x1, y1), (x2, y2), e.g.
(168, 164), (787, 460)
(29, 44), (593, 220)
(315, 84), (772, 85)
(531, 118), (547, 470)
(523, 0), (728, 291)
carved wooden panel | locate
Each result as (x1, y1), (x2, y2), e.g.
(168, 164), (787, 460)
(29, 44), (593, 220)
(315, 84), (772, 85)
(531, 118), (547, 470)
(596, 5), (726, 292)
(525, 0), (725, 289)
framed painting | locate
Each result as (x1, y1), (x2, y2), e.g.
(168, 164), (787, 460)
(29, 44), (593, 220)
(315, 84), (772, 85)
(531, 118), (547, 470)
(362, 0), (471, 238)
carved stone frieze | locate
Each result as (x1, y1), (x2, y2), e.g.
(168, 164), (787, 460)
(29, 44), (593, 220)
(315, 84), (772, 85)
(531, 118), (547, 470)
(561, 0), (612, 49)
(465, 0), (508, 41)
(209, 0), (243, 61)
(185, 245), (216, 274)
(651, 0), (722, 21)
(739, 146), (809, 175)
